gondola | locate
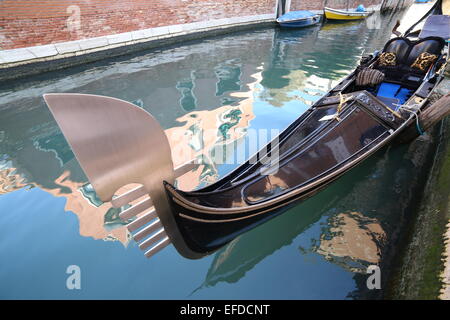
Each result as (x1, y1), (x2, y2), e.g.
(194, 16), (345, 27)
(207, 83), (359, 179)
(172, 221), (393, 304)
(43, 0), (449, 260)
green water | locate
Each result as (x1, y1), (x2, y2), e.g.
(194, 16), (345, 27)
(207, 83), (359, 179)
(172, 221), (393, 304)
(0, 13), (436, 299)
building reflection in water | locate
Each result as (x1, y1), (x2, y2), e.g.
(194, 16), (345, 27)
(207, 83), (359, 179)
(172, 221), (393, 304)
(0, 158), (28, 194)
(0, 67), (263, 246)
(166, 68), (261, 190)
(196, 210), (386, 292)
(315, 211), (386, 273)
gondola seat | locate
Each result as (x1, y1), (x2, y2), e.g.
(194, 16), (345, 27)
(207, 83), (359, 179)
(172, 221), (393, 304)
(375, 36), (445, 83)
(371, 36), (445, 108)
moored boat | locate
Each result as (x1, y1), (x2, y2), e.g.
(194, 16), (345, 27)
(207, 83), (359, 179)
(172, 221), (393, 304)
(43, 0), (449, 260)
(324, 6), (372, 20)
(276, 10), (321, 28)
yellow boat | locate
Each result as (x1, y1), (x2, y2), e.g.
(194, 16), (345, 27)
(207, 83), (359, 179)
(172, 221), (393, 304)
(324, 7), (372, 20)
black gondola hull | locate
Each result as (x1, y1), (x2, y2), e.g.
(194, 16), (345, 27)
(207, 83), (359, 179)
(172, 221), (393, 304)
(164, 33), (448, 257)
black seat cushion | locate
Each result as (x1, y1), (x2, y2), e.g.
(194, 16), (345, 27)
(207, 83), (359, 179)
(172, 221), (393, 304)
(405, 37), (444, 66)
(375, 38), (412, 81)
(382, 37), (411, 64)
(410, 52), (439, 72)
(375, 36), (445, 81)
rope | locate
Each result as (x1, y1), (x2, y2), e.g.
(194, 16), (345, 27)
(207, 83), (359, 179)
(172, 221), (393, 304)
(396, 103), (425, 135)
(416, 119), (425, 136)
(333, 93), (352, 122)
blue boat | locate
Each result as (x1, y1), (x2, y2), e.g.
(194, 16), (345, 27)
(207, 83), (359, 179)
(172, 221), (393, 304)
(276, 10), (321, 28)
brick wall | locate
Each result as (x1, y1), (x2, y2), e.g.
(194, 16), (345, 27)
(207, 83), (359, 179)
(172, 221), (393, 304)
(0, 0), (396, 50)
(0, 0), (276, 49)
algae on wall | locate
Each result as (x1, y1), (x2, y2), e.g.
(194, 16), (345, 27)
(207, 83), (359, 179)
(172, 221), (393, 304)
(387, 77), (450, 299)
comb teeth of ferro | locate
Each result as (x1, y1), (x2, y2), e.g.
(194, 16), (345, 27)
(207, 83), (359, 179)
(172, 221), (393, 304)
(118, 198), (169, 258)
(112, 160), (199, 259)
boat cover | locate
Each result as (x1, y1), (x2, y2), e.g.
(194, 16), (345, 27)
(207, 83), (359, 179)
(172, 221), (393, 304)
(419, 15), (450, 39)
(376, 82), (412, 110)
(356, 5), (366, 12)
(277, 10), (315, 22)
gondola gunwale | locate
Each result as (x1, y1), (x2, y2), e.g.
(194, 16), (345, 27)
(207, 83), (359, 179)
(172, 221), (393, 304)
(168, 122), (398, 222)
(195, 100), (360, 197)
(174, 159), (350, 220)
(241, 129), (390, 206)
(195, 69), (362, 193)
(170, 35), (446, 199)
(239, 91), (407, 200)
(170, 87), (394, 199)
(164, 113), (417, 216)
(169, 166), (349, 222)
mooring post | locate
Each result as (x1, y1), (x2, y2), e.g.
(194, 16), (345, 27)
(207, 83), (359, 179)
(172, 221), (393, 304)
(399, 93), (450, 143)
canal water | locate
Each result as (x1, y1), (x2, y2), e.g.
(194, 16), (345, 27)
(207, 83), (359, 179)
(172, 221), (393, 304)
(0, 12), (435, 299)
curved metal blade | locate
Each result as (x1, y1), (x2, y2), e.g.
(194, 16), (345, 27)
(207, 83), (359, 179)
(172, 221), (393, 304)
(43, 93), (203, 259)
(44, 93), (174, 202)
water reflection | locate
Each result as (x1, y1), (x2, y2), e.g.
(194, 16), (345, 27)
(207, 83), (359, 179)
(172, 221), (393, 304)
(195, 136), (436, 299)
(0, 68), (265, 245)
(0, 11), (420, 299)
(168, 69), (261, 189)
(0, 158), (28, 194)
(316, 211), (386, 273)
